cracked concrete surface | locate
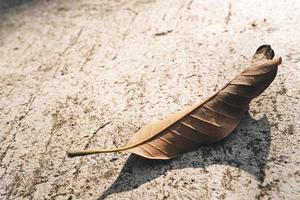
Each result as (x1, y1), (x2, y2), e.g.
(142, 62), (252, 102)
(0, 0), (299, 199)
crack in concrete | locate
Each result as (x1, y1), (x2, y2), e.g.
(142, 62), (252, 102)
(225, 1), (232, 25)
(73, 121), (111, 177)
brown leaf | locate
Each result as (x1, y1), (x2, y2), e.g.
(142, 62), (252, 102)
(67, 45), (282, 159)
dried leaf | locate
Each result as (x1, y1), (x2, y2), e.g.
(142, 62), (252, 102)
(67, 45), (282, 159)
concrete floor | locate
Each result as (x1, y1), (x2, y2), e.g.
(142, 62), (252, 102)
(0, 0), (299, 199)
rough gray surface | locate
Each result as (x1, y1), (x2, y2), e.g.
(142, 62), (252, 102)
(0, 0), (299, 199)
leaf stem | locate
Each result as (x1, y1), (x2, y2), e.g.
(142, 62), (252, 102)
(66, 143), (140, 158)
(66, 148), (123, 157)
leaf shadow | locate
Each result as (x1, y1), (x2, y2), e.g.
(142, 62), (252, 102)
(98, 112), (271, 199)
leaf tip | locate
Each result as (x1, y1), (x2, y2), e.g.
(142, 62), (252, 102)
(278, 57), (282, 65)
(254, 44), (275, 61)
